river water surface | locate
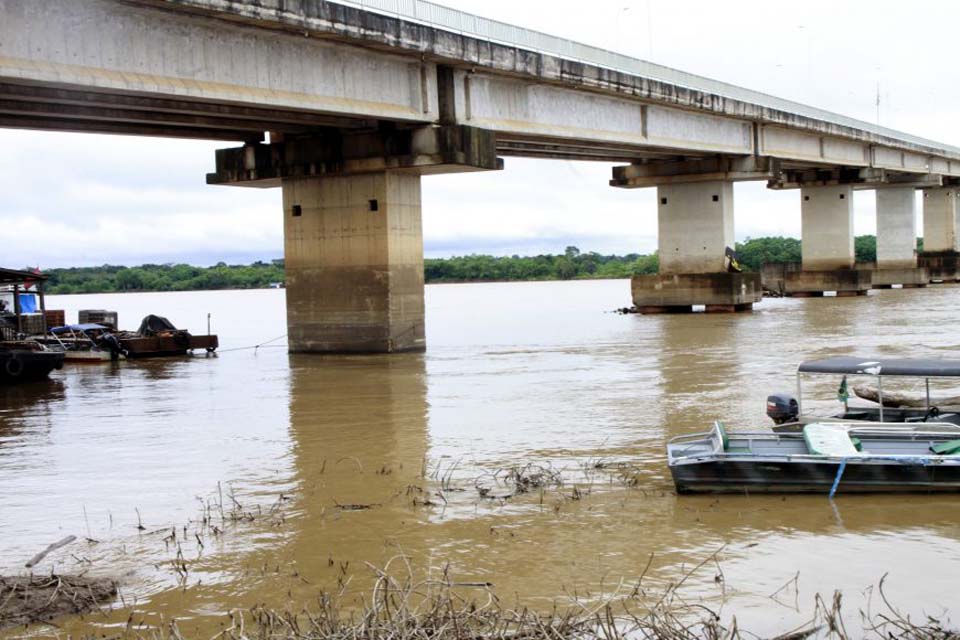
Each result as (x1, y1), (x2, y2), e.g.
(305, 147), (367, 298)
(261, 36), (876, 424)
(2, 280), (959, 635)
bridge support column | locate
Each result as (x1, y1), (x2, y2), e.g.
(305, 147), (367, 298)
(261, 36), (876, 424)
(919, 187), (960, 282)
(871, 188), (927, 288)
(283, 173), (425, 353)
(208, 124), (501, 353)
(784, 185), (870, 296)
(630, 181), (761, 313)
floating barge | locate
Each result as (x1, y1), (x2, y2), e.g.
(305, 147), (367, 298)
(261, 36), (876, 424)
(0, 268), (64, 383)
(116, 314), (218, 358)
(46, 315), (218, 360)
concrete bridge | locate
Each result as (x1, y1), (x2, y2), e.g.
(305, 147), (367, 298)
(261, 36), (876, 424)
(3, 0), (959, 351)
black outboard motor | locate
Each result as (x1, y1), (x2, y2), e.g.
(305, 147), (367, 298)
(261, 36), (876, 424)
(766, 393), (799, 424)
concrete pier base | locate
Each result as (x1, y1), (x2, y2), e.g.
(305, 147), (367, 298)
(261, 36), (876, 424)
(283, 173), (426, 353)
(782, 268), (872, 296)
(631, 272), (762, 313)
(919, 252), (960, 283)
(869, 267), (929, 289)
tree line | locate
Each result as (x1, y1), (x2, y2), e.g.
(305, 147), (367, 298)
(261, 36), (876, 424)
(35, 235), (915, 294)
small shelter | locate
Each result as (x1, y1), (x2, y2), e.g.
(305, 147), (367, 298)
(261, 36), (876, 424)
(0, 268), (49, 339)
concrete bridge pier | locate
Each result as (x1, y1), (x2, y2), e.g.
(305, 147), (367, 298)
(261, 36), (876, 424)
(208, 125), (501, 353)
(919, 187), (960, 283)
(620, 179), (762, 313)
(871, 187), (927, 288)
(281, 173), (426, 353)
(784, 185), (871, 297)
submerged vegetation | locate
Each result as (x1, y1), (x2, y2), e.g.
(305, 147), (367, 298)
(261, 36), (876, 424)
(5, 469), (953, 639)
(35, 235), (920, 294)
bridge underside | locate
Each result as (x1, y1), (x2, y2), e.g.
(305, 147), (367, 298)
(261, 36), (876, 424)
(5, 0), (960, 350)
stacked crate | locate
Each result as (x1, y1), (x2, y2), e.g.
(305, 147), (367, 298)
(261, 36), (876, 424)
(79, 310), (119, 330)
(45, 309), (66, 328)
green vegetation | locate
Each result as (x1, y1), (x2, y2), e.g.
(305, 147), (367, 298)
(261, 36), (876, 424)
(36, 235), (922, 294)
(424, 246), (657, 282)
(43, 261), (285, 295)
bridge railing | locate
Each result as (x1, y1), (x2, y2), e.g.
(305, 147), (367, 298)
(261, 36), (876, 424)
(333, 0), (960, 154)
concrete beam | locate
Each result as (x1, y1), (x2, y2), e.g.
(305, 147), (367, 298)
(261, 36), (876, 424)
(800, 185), (854, 271)
(208, 125), (502, 187)
(610, 156), (776, 188)
(769, 167), (942, 191)
(123, 0), (960, 165)
(2, 0), (439, 124)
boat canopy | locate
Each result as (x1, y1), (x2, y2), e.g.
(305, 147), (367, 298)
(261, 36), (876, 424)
(0, 268), (47, 285)
(798, 356), (960, 377)
(50, 323), (108, 334)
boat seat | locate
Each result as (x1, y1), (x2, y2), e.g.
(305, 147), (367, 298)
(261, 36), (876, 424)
(803, 423), (860, 456)
(715, 421), (751, 453)
(931, 439), (960, 455)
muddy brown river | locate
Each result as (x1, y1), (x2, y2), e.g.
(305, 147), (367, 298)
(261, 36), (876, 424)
(2, 280), (959, 635)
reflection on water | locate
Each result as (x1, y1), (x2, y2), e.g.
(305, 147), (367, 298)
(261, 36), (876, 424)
(2, 282), (960, 634)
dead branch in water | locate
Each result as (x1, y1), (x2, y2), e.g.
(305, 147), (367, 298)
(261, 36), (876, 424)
(0, 575), (117, 631)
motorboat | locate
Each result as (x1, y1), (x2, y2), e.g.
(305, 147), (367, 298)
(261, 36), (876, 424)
(44, 323), (126, 362)
(668, 421), (960, 494)
(766, 356), (960, 431)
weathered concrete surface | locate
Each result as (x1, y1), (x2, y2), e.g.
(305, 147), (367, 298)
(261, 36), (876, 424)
(0, 0), (440, 131)
(856, 262), (930, 288)
(869, 269), (929, 288)
(208, 125), (501, 187)
(922, 187), (960, 253)
(610, 157), (776, 188)
(875, 188), (918, 269)
(631, 272), (762, 312)
(5, 0), (960, 169)
(800, 185), (855, 271)
(283, 172), (425, 353)
(657, 181), (734, 275)
(919, 251), (960, 283)
(783, 268), (872, 296)
(120, 0), (960, 167)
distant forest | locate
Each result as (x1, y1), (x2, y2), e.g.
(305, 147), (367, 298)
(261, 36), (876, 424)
(37, 235), (914, 294)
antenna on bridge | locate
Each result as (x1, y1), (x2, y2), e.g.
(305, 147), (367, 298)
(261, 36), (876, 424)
(876, 80), (881, 125)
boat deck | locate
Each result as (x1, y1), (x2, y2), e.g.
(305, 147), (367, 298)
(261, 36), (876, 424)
(668, 423), (960, 494)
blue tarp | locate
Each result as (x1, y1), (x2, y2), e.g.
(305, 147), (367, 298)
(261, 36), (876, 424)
(18, 294), (36, 313)
(51, 323), (108, 334)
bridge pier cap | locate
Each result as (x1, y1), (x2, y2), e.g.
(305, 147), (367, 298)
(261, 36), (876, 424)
(209, 125), (502, 354)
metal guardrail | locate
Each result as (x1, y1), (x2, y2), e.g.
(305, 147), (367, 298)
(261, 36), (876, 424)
(333, 0), (960, 155)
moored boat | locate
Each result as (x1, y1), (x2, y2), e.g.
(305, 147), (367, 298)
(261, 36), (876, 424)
(0, 342), (64, 383)
(116, 315), (218, 358)
(668, 421), (960, 494)
(766, 356), (960, 431)
(44, 323), (126, 362)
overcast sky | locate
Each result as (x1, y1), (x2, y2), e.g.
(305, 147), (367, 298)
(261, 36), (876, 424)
(3, 0), (959, 268)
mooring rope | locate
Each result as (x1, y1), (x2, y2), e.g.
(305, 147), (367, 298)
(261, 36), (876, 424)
(828, 459), (848, 499)
(216, 333), (288, 354)
(829, 455), (934, 499)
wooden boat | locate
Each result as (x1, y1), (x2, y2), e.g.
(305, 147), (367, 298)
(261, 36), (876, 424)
(766, 356), (960, 432)
(668, 421), (960, 494)
(115, 315), (218, 359)
(0, 341), (64, 383)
